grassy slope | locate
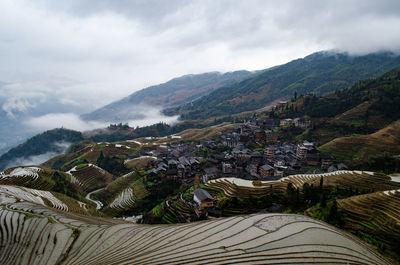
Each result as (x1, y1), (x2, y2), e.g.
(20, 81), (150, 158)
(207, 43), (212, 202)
(43, 141), (141, 171)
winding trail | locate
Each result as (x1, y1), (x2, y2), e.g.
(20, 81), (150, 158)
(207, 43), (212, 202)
(85, 188), (104, 210)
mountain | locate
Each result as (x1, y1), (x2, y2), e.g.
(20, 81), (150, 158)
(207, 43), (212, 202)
(82, 70), (254, 122)
(165, 51), (400, 120)
(0, 128), (84, 170)
(0, 71), (251, 157)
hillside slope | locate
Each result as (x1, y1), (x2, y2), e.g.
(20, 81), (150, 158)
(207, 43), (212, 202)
(166, 51), (400, 120)
(0, 128), (84, 170)
(269, 67), (400, 147)
(320, 119), (400, 161)
(82, 70), (254, 122)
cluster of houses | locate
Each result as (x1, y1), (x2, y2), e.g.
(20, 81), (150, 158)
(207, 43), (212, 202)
(147, 155), (202, 183)
(140, 117), (346, 212)
(279, 117), (311, 129)
(143, 118), (340, 185)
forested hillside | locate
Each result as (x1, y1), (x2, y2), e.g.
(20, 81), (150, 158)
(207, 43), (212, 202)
(0, 128), (83, 170)
(166, 51), (400, 120)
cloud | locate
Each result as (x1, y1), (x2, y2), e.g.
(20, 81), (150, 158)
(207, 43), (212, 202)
(0, 0), (399, 139)
(126, 107), (180, 128)
(5, 152), (58, 169)
(4, 141), (72, 169)
(1, 0), (399, 115)
(25, 113), (106, 132)
(24, 107), (179, 132)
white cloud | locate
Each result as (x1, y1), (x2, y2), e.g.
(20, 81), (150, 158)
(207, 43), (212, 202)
(1, 0), (399, 114)
(126, 107), (180, 128)
(25, 113), (106, 132)
(24, 107), (179, 132)
(5, 152), (58, 169)
(4, 141), (72, 168)
(2, 97), (42, 118)
(0, 0), (399, 135)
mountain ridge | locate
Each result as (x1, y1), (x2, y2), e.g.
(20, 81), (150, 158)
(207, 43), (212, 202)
(82, 70), (255, 122)
(165, 51), (400, 120)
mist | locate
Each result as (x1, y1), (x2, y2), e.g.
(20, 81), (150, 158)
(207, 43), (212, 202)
(5, 151), (58, 169)
(24, 106), (180, 132)
(4, 141), (72, 169)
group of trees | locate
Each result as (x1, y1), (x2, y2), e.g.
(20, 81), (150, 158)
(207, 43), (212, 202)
(96, 152), (128, 176)
(361, 153), (400, 174)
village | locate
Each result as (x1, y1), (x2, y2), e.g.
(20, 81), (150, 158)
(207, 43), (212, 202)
(140, 117), (347, 213)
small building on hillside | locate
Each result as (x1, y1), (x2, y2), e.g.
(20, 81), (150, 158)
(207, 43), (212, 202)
(254, 129), (266, 143)
(296, 141), (315, 160)
(265, 146), (278, 157)
(260, 164), (274, 177)
(193, 188), (216, 210)
(266, 132), (278, 143)
(306, 153), (320, 166)
(293, 118), (311, 129)
(246, 164), (259, 178)
(337, 163), (348, 170)
(222, 162), (233, 174)
(328, 165), (338, 173)
(280, 118), (293, 127)
(321, 154), (334, 168)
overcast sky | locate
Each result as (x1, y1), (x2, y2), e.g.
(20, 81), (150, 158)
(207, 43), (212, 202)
(1, 0), (400, 115)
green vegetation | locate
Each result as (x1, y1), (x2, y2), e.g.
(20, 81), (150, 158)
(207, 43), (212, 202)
(97, 153), (128, 176)
(88, 117), (240, 143)
(0, 166), (84, 201)
(361, 153), (400, 174)
(75, 163), (88, 169)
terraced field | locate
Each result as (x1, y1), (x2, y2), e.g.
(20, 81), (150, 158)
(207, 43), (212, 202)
(207, 170), (400, 197)
(109, 187), (135, 209)
(0, 190), (391, 265)
(0, 166), (70, 191)
(0, 185), (68, 211)
(320, 120), (400, 161)
(338, 189), (400, 247)
(67, 164), (113, 192)
(106, 179), (149, 212)
(148, 196), (197, 224)
(79, 142), (141, 163)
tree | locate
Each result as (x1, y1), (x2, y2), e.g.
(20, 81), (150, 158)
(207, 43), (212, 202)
(97, 151), (104, 166)
(327, 200), (341, 226)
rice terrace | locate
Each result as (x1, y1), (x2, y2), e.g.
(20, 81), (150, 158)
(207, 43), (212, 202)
(2, 1), (400, 264)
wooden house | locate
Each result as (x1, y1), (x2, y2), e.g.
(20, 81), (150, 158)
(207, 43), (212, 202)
(193, 188), (216, 210)
(260, 164), (274, 177)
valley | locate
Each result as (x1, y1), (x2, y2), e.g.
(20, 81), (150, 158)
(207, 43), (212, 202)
(2, 1), (400, 264)
(1, 55), (400, 264)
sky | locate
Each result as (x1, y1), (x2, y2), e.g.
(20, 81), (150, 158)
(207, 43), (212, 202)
(1, 0), (400, 129)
